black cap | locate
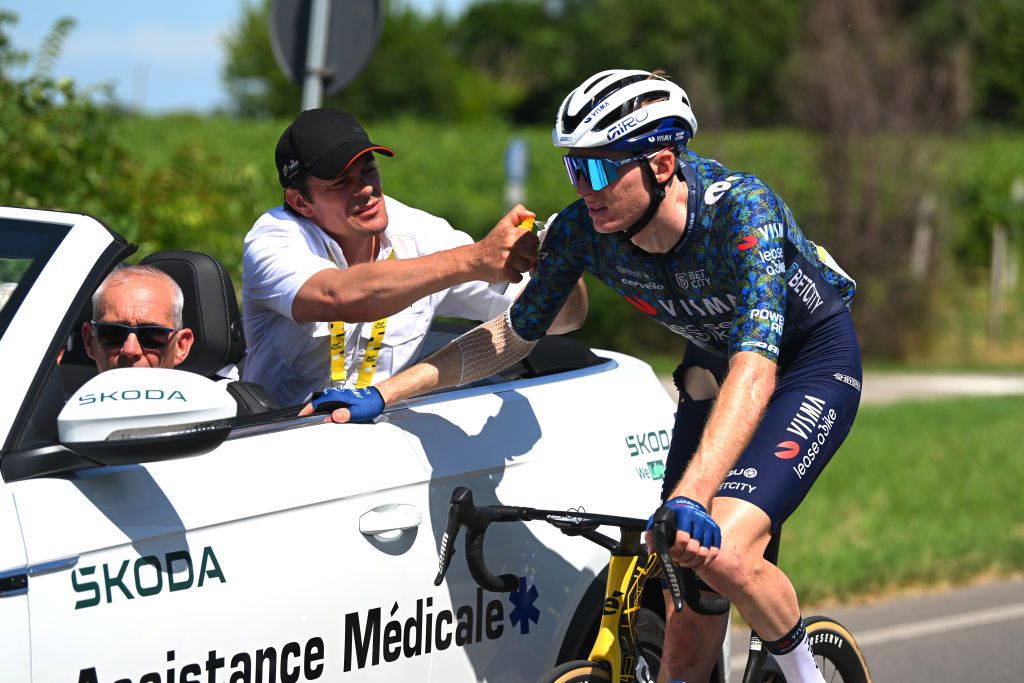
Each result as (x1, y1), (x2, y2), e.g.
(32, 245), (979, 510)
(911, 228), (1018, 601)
(275, 108), (395, 188)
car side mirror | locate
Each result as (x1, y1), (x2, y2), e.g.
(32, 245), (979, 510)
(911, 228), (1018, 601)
(58, 367), (237, 467)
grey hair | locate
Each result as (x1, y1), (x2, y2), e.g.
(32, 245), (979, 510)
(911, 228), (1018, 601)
(92, 265), (184, 328)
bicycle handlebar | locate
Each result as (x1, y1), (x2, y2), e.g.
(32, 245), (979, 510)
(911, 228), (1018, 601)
(650, 507), (731, 615)
(434, 486), (730, 616)
(434, 487), (528, 592)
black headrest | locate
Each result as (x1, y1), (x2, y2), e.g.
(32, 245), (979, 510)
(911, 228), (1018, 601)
(139, 251), (246, 377)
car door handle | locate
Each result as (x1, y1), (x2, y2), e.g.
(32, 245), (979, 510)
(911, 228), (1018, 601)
(359, 504), (422, 541)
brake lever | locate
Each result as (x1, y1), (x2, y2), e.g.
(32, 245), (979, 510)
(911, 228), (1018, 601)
(434, 487), (470, 586)
(651, 508), (686, 613)
(652, 507), (730, 616)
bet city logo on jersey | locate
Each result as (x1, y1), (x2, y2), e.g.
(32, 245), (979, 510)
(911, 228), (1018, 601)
(774, 394), (838, 480)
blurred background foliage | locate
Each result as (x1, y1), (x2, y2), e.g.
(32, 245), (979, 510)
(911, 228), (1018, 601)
(3, 0), (1024, 365)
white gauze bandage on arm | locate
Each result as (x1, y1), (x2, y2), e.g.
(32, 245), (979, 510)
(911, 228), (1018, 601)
(453, 310), (538, 386)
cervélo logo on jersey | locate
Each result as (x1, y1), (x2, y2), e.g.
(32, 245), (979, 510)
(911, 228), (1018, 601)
(342, 579), (540, 672)
(775, 394), (838, 479)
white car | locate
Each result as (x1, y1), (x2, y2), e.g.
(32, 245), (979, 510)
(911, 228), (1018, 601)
(0, 206), (727, 683)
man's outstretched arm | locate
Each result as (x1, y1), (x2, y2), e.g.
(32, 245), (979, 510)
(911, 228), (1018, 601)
(292, 205), (538, 323)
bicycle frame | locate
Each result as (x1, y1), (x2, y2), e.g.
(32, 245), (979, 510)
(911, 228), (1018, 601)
(436, 488), (871, 683)
(434, 486), (729, 683)
(588, 537), (660, 682)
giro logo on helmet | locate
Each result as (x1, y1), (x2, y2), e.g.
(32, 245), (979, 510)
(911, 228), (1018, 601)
(554, 70), (698, 152)
(606, 110), (650, 142)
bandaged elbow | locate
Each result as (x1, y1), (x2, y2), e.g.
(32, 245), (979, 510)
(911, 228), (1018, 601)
(453, 311), (537, 386)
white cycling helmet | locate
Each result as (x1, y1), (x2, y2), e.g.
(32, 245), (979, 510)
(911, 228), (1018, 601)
(553, 69), (698, 151)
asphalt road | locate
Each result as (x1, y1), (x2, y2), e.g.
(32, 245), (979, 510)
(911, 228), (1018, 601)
(728, 577), (1024, 681)
(659, 371), (1024, 404)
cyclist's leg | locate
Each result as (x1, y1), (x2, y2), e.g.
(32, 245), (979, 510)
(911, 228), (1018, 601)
(700, 498), (821, 682)
(658, 590), (729, 683)
(662, 314), (862, 682)
(657, 344), (728, 683)
(696, 354), (861, 681)
(702, 497), (797, 632)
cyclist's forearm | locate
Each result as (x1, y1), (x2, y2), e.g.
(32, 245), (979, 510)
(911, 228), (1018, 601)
(671, 352), (776, 505)
(376, 345), (460, 406)
(375, 313), (537, 406)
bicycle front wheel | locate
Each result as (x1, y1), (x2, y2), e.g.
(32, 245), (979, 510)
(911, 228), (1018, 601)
(804, 616), (872, 683)
(537, 660), (611, 683)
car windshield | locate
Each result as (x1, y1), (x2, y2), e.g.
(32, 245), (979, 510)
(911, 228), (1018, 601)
(0, 216), (70, 337)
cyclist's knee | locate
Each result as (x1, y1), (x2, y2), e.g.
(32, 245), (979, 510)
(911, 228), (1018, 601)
(697, 542), (770, 596)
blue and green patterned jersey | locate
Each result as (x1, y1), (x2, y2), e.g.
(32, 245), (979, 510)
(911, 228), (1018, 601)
(510, 147), (856, 363)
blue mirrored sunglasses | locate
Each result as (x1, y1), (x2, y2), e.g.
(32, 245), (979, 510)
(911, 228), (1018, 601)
(562, 149), (666, 192)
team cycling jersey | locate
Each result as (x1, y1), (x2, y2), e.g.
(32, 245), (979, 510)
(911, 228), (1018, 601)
(510, 147), (856, 366)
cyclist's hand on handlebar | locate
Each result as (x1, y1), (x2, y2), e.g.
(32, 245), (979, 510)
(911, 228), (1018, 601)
(299, 386), (385, 424)
(647, 496), (721, 568)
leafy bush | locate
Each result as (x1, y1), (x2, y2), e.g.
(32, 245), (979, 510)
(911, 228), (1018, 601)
(0, 13), (137, 225)
(4, 13), (1022, 365)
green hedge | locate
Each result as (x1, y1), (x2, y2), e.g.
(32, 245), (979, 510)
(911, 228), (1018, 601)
(7, 105), (1024, 364)
(5, 13), (1022, 364)
(112, 116), (1024, 362)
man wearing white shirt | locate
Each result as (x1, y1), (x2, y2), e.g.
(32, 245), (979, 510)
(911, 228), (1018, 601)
(242, 108), (585, 405)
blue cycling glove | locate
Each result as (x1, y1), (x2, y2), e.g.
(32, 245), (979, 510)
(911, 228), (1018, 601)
(311, 387), (385, 423)
(649, 496), (722, 550)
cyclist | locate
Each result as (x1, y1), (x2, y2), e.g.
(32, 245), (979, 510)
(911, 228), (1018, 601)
(309, 69), (862, 683)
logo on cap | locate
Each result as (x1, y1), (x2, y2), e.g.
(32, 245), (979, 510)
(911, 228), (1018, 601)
(281, 159), (300, 179)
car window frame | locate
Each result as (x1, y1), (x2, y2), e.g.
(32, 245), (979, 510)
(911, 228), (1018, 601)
(1, 217), (134, 458)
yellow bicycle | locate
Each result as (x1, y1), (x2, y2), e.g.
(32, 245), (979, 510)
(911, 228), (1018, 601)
(434, 486), (872, 683)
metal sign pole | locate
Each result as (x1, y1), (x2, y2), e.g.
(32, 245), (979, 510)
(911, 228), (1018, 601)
(271, 0), (382, 107)
(301, 0), (332, 110)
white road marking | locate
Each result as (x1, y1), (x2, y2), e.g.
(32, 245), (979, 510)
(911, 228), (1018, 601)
(730, 602), (1024, 672)
(852, 602), (1024, 647)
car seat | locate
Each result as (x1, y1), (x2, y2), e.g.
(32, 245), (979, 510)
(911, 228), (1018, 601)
(138, 251), (279, 415)
(60, 251), (278, 416)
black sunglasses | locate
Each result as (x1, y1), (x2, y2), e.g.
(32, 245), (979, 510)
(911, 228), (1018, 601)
(91, 321), (176, 350)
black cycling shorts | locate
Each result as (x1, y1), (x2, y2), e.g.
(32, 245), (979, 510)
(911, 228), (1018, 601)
(661, 312), (862, 532)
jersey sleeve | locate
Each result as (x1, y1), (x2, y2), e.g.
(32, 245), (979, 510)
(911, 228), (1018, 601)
(508, 203), (588, 341)
(242, 218), (335, 323)
(723, 179), (787, 362)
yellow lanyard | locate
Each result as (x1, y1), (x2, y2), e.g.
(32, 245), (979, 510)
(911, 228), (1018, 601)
(328, 248), (396, 389)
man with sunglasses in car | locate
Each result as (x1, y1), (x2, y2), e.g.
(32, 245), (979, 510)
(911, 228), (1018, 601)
(309, 69), (862, 683)
(82, 265), (194, 372)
